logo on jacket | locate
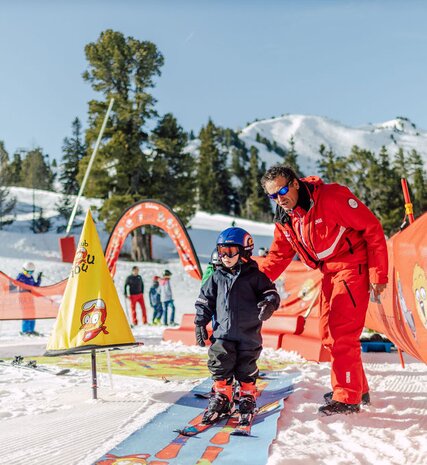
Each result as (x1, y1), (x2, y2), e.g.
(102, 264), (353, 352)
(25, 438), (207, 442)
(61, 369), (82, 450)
(315, 218), (323, 225)
(348, 199), (358, 209)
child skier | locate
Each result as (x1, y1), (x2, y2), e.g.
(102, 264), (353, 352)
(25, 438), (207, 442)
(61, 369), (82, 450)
(149, 276), (163, 325)
(194, 227), (280, 425)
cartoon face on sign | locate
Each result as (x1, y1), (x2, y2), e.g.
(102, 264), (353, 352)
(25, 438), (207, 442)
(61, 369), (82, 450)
(79, 298), (109, 342)
(75, 246), (88, 266)
(413, 264), (427, 328)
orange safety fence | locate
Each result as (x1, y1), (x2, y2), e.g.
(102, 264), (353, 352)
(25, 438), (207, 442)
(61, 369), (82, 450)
(0, 272), (66, 320)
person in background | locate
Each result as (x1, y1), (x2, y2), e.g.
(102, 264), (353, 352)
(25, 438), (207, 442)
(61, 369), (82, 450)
(259, 165), (388, 416)
(159, 269), (176, 326)
(201, 249), (222, 285)
(124, 266), (147, 326)
(258, 247), (269, 257)
(18, 261), (42, 336)
(149, 275), (163, 325)
(194, 227), (280, 424)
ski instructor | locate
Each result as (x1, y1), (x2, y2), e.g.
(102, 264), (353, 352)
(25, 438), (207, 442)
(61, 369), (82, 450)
(259, 165), (388, 416)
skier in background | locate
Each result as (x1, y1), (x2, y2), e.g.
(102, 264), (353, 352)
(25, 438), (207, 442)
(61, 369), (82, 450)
(159, 269), (176, 326)
(194, 227), (280, 424)
(201, 249), (222, 285)
(124, 266), (147, 326)
(149, 275), (163, 325)
(18, 261), (42, 336)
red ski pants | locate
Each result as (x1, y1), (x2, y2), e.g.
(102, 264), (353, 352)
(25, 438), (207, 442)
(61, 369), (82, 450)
(129, 294), (147, 325)
(319, 265), (370, 404)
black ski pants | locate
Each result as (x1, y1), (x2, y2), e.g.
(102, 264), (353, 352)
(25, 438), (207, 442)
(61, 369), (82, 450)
(207, 338), (262, 383)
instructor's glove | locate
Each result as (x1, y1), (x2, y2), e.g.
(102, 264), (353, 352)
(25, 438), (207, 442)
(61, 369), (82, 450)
(257, 299), (276, 321)
(195, 325), (208, 347)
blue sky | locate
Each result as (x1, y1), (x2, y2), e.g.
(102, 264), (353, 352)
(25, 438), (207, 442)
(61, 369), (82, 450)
(1, 0), (426, 163)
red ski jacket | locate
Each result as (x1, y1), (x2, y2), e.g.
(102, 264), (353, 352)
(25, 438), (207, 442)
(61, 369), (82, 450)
(259, 177), (388, 284)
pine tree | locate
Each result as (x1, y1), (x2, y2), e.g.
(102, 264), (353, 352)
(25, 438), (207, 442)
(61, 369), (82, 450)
(31, 207), (51, 233)
(196, 120), (232, 214)
(243, 147), (272, 221)
(149, 113), (196, 222)
(56, 117), (86, 232)
(59, 117), (86, 195)
(0, 165), (16, 229)
(393, 147), (408, 178)
(0, 141), (9, 178)
(81, 29), (164, 259)
(6, 152), (22, 186)
(20, 148), (55, 190)
(317, 144), (346, 183)
(284, 137), (303, 176)
(407, 149), (427, 216)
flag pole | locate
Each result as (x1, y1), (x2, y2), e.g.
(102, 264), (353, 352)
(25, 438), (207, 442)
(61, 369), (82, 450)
(66, 98), (115, 235)
(91, 349), (98, 399)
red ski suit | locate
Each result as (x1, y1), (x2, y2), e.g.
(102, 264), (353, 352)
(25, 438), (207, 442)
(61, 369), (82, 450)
(259, 177), (388, 404)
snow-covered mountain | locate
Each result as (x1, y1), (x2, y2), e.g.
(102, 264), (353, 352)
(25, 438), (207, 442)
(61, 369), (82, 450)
(240, 114), (427, 174)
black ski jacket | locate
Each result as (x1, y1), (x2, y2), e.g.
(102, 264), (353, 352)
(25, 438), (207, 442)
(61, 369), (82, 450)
(194, 260), (280, 349)
(124, 275), (144, 296)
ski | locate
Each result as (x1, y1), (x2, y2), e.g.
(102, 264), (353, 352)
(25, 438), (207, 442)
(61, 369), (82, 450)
(231, 399), (281, 436)
(0, 356), (71, 376)
(173, 409), (233, 437)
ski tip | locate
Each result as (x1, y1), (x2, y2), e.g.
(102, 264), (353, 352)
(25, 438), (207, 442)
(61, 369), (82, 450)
(231, 430), (252, 436)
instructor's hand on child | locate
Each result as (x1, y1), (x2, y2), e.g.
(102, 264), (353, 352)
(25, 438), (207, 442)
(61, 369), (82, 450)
(195, 325), (208, 347)
(257, 299), (276, 321)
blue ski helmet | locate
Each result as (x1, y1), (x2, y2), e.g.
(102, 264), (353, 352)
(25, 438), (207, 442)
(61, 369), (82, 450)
(216, 227), (254, 253)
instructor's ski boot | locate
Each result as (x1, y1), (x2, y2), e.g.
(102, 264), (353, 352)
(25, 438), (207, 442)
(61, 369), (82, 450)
(323, 391), (370, 405)
(202, 379), (234, 424)
(238, 382), (257, 425)
(318, 400), (360, 416)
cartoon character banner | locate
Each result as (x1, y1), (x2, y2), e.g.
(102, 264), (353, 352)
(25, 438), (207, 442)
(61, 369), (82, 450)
(45, 210), (136, 355)
(104, 200), (202, 280)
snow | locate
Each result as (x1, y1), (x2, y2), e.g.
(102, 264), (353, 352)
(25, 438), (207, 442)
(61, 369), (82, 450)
(239, 114), (427, 174)
(1, 191), (426, 465)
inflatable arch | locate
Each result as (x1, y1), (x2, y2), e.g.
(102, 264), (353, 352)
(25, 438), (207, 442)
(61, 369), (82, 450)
(104, 199), (202, 280)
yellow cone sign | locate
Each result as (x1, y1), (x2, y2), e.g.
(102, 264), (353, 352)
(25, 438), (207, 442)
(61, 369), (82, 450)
(46, 210), (136, 355)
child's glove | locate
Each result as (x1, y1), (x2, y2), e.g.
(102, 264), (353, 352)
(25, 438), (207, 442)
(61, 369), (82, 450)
(195, 325), (208, 347)
(257, 299), (276, 321)
(37, 272), (43, 281)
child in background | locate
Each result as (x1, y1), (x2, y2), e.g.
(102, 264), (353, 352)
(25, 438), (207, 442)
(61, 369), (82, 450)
(194, 227), (280, 424)
(18, 261), (43, 336)
(160, 269), (177, 326)
(149, 276), (163, 325)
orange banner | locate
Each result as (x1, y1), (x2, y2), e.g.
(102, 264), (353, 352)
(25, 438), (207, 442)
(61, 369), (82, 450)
(366, 212), (427, 363)
(105, 200), (202, 280)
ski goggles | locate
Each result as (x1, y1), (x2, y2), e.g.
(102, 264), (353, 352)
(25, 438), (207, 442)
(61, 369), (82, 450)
(267, 181), (292, 200)
(217, 245), (240, 258)
(24, 269), (34, 274)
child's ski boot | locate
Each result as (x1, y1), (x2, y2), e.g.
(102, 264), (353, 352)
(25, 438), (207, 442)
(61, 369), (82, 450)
(202, 379), (234, 424)
(237, 382), (257, 425)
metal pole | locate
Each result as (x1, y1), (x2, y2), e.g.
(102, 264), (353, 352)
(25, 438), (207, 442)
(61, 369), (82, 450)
(91, 349), (98, 399)
(65, 98), (115, 235)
